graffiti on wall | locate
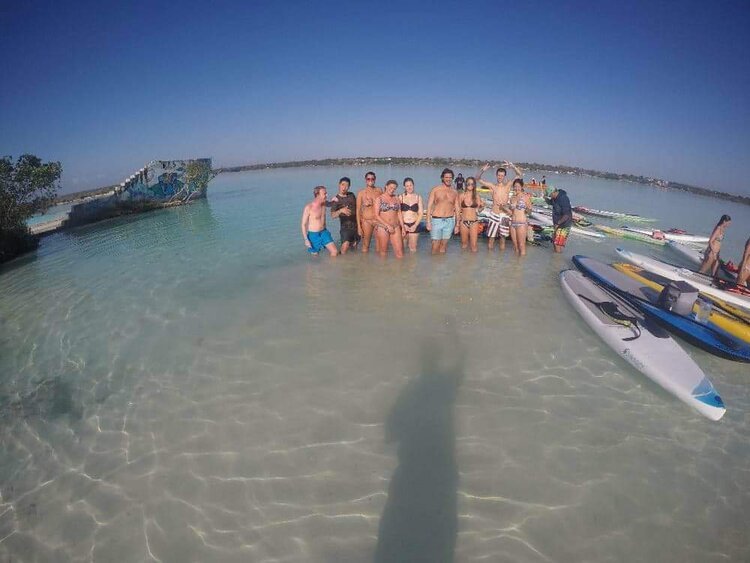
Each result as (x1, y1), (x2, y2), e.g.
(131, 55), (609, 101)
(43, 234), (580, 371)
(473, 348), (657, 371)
(121, 158), (213, 204)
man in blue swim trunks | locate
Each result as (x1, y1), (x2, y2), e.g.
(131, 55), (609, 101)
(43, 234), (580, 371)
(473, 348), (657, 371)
(301, 186), (338, 256)
(426, 168), (460, 254)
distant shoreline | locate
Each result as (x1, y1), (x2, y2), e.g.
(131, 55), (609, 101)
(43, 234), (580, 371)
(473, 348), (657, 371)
(55, 157), (750, 206)
(216, 157), (750, 206)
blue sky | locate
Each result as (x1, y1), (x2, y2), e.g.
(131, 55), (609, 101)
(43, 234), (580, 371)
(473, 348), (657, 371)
(1, 0), (749, 195)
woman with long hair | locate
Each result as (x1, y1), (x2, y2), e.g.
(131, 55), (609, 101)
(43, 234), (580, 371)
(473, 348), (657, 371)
(458, 177), (484, 252)
(699, 214), (731, 276)
(505, 178), (532, 256)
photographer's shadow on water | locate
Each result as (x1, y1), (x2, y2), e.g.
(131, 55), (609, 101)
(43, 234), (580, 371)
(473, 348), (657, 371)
(375, 332), (465, 563)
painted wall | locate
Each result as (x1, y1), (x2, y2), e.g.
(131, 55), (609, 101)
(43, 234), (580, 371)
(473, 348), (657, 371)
(63, 158), (213, 228)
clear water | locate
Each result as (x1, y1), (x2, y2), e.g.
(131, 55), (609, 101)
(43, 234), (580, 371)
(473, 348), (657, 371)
(1, 167), (749, 562)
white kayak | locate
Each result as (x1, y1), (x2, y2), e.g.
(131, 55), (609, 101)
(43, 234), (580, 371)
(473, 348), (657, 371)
(560, 270), (725, 420)
(530, 212), (606, 239)
(622, 226), (710, 244)
(615, 248), (750, 310)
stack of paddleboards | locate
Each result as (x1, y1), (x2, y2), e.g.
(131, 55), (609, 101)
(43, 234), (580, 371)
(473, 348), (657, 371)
(530, 210), (605, 239)
(616, 249), (750, 307)
(611, 263), (750, 342)
(560, 267), (727, 420)
(573, 256), (750, 361)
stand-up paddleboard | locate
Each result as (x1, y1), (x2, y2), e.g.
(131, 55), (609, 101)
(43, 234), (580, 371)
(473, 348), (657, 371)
(593, 225), (667, 246)
(573, 256), (750, 361)
(616, 248), (750, 310)
(530, 212), (606, 238)
(573, 206), (655, 222)
(622, 227), (710, 244)
(560, 270), (725, 420)
(612, 262), (750, 343)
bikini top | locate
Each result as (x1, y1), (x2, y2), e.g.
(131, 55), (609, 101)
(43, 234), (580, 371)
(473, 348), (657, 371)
(461, 198), (479, 208)
(379, 198), (400, 212)
(511, 199), (527, 210)
(400, 197), (419, 212)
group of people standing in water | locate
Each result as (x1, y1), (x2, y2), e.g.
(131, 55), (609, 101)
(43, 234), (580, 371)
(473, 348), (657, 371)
(300, 163), (574, 258)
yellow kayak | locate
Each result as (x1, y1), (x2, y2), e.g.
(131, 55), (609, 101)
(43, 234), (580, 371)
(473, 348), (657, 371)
(613, 263), (750, 343)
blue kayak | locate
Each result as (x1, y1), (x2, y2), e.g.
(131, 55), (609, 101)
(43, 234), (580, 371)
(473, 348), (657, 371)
(572, 255), (750, 363)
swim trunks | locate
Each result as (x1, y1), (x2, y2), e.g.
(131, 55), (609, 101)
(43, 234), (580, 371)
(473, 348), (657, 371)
(307, 229), (334, 253)
(485, 212), (510, 238)
(340, 225), (360, 245)
(553, 226), (571, 247)
(430, 217), (455, 240)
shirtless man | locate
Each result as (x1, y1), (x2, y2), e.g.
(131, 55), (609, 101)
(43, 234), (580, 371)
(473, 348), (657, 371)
(476, 160), (523, 251)
(329, 176), (359, 254)
(356, 171), (383, 253)
(426, 168), (460, 254)
(301, 186), (338, 256)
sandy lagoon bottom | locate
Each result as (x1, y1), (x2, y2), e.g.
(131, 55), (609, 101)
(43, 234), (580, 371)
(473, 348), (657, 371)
(1, 169), (749, 562)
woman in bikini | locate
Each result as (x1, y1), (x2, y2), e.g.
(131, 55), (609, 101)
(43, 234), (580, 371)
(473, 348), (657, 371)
(373, 180), (405, 258)
(458, 177), (484, 252)
(356, 171), (383, 253)
(699, 214), (731, 276)
(505, 178), (532, 257)
(735, 237), (750, 288)
(399, 177), (424, 253)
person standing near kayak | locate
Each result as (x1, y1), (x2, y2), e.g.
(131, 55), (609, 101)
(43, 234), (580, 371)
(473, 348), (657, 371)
(736, 237), (750, 287)
(699, 214), (731, 276)
(546, 186), (572, 253)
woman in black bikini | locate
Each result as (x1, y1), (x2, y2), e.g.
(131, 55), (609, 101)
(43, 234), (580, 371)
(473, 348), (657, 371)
(458, 177), (484, 252)
(373, 180), (405, 258)
(399, 177), (424, 253)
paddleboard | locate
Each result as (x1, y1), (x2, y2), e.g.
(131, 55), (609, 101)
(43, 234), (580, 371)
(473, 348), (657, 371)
(615, 248), (750, 310)
(622, 226), (709, 244)
(573, 256), (750, 361)
(560, 269), (725, 420)
(573, 206), (655, 222)
(594, 225), (667, 246)
(612, 262), (750, 343)
(530, 212), (606, 239)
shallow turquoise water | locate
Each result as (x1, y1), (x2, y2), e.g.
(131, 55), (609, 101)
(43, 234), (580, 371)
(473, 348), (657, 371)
(1, 167), (749, 562)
